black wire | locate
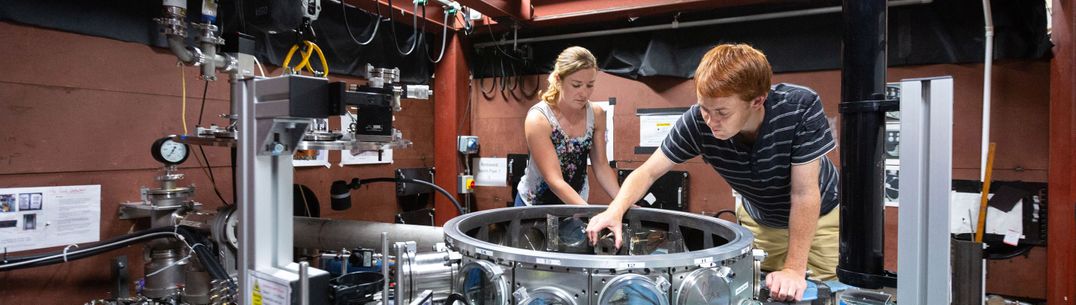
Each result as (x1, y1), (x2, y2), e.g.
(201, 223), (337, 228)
(386, 0), (421, 56)
(187, 232), (236, 289)
(985, 244), (1035, 260)
(499, 57), (510, 101)
(356, 177), (465, 215)
(714, 209), (736, 220)
(0, 226), (177, 265)
(417, 1), (425, 36)
(506, 61), (521, 101)
(341, 0), (380, 46)
(508, 80), (522, 101)
(479, 77), (497, 99)
(484, 22), (523, 61)
(505, 61), (519, 92)
(0, 225), (234, 290)
(199, 147), (231, 206)
(196, 81), (232, 206)
(197, 81), (209, 125)
(479, 54), (499, 99)
(519, 72), (540, 99)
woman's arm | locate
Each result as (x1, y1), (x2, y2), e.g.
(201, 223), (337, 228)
(524, 110), (588, 205)
(589, 105), (621, 200)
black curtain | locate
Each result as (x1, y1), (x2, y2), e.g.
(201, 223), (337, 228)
(472, 0), (1051, 79)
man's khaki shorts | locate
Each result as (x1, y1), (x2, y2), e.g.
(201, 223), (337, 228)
(736, 204), (839, 281)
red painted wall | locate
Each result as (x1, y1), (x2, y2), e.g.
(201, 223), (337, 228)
(1048, 0), (1076, 303)
(0, 22), (435, 304)
(472, 60), (1050, 298)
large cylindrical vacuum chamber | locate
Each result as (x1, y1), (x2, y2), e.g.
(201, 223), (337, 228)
(443, 206), (761, 305)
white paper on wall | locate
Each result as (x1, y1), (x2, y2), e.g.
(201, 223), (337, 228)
(474, 158), (508, 187)
(593, 101), (615, 163)
(638, 114), (680, 147)
(0, 185), (101, 252)
(949, 191), (1022, 239)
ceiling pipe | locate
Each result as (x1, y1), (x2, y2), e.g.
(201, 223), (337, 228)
(473, 0), (932, 48)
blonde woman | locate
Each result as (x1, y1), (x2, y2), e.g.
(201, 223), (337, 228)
(515, 46), (620, 206)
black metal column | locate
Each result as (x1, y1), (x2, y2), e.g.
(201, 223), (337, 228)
(837, 0), (895, 289)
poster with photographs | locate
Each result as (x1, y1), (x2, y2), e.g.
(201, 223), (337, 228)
(0, 185), (100, 252)
(0, 194), (15, 213)
(339, 114), (393, 166)
(293, 118), (331, 168)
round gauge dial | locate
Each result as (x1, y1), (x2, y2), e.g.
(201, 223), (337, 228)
(151, 136), (190, 165)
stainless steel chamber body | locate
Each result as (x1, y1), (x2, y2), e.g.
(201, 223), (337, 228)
(442, 206), (760, 305)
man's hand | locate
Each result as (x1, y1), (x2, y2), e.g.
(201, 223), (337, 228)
(766, 268), (807, 302)
(585, 210), (624, 248)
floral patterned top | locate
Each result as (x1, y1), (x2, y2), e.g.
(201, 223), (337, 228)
(516, 102), (595, 205)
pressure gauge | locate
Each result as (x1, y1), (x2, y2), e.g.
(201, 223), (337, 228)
(151, 136), (190, 165)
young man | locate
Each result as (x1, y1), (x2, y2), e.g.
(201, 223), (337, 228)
(585, 44), (839, 302)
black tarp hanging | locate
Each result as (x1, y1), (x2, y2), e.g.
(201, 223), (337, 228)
(472, 0), (1051, 80)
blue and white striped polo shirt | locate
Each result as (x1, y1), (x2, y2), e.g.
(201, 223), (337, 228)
(660, 83), (839, 228)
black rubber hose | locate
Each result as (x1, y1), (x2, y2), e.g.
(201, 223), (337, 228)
(519, 72), (540, 100)
(1, 225), (178, 266)
(356, 177), (465, 215)
(0, 225), (234, 289)
(184, 231), (236, 289)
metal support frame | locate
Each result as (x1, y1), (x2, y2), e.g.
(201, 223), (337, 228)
(897, 76), (953, 305)
(236, 75), (330, 305)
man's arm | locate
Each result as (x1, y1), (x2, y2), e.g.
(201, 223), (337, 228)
(767, 158), (822, 302)
(585, 150), (677, 247)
